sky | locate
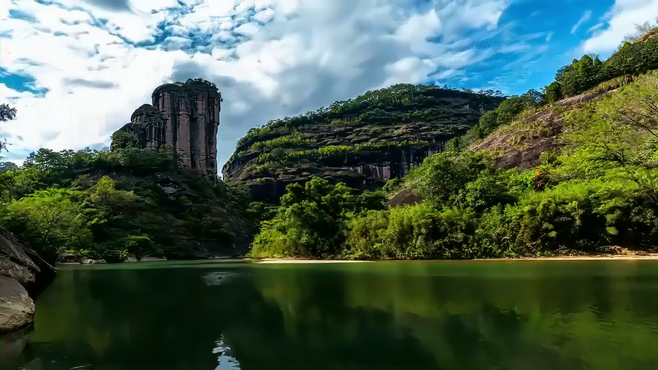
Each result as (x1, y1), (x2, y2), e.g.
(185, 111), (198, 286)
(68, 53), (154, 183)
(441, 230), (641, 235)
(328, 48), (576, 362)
(0, 0), (656, 172)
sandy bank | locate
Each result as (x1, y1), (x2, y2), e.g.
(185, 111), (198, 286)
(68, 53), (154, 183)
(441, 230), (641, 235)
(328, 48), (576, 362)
(254, 259), (372, 264)
(487, 254), (658, 261)
(253, 253), (658, 263)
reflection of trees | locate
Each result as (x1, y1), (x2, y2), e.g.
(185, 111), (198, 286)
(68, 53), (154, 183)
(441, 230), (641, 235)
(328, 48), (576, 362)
(238, 262), (658, 370)
(14, 261), (658, 370)
(217, 268), (439, 369)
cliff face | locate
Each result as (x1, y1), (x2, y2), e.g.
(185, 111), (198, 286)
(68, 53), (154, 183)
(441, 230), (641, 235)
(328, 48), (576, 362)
(118, 79), (221, 177)
(223, 85), (504, 202)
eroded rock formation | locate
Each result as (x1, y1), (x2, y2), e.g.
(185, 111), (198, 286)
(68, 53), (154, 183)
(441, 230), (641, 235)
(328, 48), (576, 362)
(117, 79), (222, 177)
(223, 86), (504, 202)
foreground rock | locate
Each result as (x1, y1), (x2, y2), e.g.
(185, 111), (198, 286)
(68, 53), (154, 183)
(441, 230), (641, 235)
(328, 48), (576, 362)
(0, 276), (34, 332)
(0, 230), (55, 333)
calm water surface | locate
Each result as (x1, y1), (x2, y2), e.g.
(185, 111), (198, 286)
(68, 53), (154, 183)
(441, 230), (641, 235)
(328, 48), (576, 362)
(2, 260), (658, 369)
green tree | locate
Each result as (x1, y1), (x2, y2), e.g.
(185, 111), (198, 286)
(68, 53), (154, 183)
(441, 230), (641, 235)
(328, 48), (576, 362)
(111, 130), (137, 151)
(1, 188), (92, 262)
(250, 177), (385, 258)
(0, 104), (17, 154)
(405, 151), (491, 204)
(544, 82), (563, 104)
(0, 161), (17, 174)
(561, 55), (604, 95)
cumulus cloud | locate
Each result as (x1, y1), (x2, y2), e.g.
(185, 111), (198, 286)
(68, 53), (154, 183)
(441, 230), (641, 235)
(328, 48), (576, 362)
(584, 0), (658, 54)
(0, 0), (535, 170)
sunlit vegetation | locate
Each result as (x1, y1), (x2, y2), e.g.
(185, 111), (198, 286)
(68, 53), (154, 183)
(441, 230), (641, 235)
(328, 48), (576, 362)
(251, 134), (317, 151)
(0, 145), (253, 263)
(225, 83), (504, 200)
(234, 84), (502, 151)
(249, 35), (658, 259)
(254, 141), (433, 165)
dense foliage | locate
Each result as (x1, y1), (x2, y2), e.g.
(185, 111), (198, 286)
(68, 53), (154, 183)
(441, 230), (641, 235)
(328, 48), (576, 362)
(249, 177), (386, 258)
(553, 32), (658, 97)
(225, 83), (503, 202)
(234, 84), (502, 151)
(0, 146), (253, 263)
(249, 36), (658, 259)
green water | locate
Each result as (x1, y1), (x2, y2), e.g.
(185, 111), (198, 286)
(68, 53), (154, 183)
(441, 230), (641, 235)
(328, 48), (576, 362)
(2, 260), (658, 369)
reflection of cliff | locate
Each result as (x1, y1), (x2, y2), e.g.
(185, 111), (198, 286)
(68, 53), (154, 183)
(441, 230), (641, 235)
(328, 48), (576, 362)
(116, 79), (222, 177)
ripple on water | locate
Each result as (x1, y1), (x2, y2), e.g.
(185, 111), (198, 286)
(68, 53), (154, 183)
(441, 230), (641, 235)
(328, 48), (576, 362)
(203, 272), (240, 286)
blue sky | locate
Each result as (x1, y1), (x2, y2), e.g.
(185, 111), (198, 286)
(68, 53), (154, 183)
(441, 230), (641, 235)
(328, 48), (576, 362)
(0, 0), (656, 170)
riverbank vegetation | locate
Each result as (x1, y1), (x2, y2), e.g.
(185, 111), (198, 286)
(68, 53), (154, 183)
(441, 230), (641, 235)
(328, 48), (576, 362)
(0, 144), (254, 263)
(250, 28), (658, 259)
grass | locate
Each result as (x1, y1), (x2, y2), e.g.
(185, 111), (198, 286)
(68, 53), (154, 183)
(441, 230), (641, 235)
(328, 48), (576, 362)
(584, 75), (637, 95)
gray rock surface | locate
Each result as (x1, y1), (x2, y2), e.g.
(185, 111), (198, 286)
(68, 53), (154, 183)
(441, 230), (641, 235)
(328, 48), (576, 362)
(0, 230), (55, 333)
(0, 276), (35, 332)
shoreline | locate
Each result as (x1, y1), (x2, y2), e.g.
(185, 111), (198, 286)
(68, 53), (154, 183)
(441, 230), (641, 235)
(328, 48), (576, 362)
(252, 253), (658, 263)
(56, 252), (658, 266)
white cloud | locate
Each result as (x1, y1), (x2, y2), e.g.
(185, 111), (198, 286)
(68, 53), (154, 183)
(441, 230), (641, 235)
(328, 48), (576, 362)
(0, 0), (519, 169)
(571, 10), (592, 35)
(584, 0), (658, 54)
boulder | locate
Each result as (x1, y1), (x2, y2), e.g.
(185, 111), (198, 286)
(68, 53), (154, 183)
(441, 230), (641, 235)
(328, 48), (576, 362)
(0, 230), (55, 333)
(387, 189), (423, 208)
(0, 276), (35, 333)
(58, 253), (82, 263)
(82, 258), (106, 264)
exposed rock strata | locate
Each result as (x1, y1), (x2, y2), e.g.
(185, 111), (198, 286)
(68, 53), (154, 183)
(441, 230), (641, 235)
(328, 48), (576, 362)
(117, 79), (222, 178)
(223, 88), (504, 202)
(470, 89), (611, 170)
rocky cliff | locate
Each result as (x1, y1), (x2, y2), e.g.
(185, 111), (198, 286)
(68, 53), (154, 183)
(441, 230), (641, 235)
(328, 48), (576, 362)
(223, 84), (504, 202)
(0, 230), (55, 333)
(116, 79), (222, 178)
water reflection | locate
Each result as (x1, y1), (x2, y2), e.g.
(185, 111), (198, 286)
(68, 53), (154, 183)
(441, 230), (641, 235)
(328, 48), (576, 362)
(1, 261), (657, 369)
(203, 272), (241, 287)
(212, 335), (240, 370)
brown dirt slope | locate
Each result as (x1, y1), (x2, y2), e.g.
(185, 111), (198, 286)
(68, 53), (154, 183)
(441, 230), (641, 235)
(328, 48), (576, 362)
(470, 89), (612, 170)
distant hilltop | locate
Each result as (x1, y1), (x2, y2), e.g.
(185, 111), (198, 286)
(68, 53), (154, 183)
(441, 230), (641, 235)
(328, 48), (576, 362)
(114, 79), (222, 177)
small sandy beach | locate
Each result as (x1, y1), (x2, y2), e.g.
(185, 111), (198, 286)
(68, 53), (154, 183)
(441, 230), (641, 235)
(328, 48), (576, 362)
(254, 258), (373, 264)
(253, 252), (658, 263)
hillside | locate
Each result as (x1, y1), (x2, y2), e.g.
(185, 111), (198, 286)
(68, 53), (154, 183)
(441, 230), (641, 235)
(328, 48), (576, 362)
(465, 33), (658, 170)
(470, 88), (607, 170)
(222, 85), (505, 202)
(0, 148), (256, 263)
(248, 26), (658, 260)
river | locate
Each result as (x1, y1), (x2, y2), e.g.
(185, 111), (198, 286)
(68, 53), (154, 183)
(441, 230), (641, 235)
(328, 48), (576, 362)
(2, 260), (657, 369)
